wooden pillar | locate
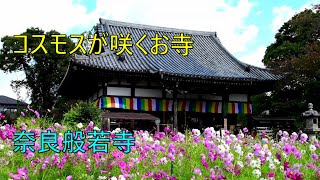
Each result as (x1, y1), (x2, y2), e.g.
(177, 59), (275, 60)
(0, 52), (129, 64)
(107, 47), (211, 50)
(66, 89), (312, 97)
(173, 98), (178, 132)
(101, 114), (111, 131)
(107, 118), (110, 131)
(222, 93), (229, 130)
(173, 86), (178, 132)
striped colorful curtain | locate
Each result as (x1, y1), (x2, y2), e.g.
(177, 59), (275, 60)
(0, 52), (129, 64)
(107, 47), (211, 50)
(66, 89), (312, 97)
(96, 97), (252, 114)
(225, 102), (252, 114)
(177, 100), (222, 113)
(98, 96), (173, 111)
(96, 96), (223, 113)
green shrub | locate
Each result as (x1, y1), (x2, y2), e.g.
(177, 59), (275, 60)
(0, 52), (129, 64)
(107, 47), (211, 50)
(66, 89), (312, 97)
(63, 101), (102, 125)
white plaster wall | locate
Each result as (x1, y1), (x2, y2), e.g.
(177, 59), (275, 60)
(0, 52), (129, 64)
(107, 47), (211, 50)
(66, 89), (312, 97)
(177, 94), (199, 99)
(107, 87), (131, 96)
(202, 94), (222, 100)
(135, 88), (162, 98)
(229, 94), (248, 102)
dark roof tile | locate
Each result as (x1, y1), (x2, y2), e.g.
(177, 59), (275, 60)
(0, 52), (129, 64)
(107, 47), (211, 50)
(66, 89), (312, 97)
(73, 19), (281, 81)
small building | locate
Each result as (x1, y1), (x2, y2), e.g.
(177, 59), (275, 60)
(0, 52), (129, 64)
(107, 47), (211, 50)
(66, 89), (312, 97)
(252, 116), (296, 138)
(0, 95), (28, 113)
(58, 19), (280, 131)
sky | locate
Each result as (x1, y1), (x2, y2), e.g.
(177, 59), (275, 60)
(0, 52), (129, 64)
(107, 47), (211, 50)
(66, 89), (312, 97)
(0, 0), (319, 103)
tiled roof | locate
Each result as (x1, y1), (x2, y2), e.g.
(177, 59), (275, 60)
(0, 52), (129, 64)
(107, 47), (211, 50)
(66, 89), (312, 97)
(73, 19), (281, 81)
(0, 95), (27, 105)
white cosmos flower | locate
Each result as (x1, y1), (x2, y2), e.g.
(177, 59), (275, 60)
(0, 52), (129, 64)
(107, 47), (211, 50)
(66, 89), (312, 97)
(250, 160), (261, 169)
(93, 126), (100, 131)
(247, 153), (254, 158)
(269, 163), (276, 170)
(309, 145), (316, 152)
(192, 129), (201, 136)
(267, 151), (272, 157)
(218, 145), (226, 152)
(118, 175), (125, 180)
(98, 176), (107, 180)
(0, 126), (5, 130)
(237, 161), (244, 168)
(110, 177), (117, 180)
(280, 166), (284, 172)
(160, 157), (168, 164)
(115, 128), (121, 133)
(77, 123), (83, 129)
(273, 159), (280, 165)
(0, 144), (4, 150)
(252, 169), (261, 178)
(7, 150), (13, 156)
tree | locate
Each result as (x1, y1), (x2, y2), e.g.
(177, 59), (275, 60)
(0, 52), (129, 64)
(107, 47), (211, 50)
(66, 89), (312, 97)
(260, 5), (320, 123)
(0, 28), (76, 112)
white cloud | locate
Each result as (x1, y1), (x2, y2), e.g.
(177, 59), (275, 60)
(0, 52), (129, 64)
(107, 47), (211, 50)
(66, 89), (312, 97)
(0, 0), (259, 102)
(0, 71), (29, 103)
(271, 6), (296, 33)
(239, 46), (266, 68)
(0, 0), (259, 57)
(271, 2), (317, 33)
(92, 0), (258, 53)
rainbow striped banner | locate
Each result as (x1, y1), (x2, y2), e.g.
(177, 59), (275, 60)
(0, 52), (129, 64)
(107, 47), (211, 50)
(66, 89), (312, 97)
(98, 97), (173, 111)
(225, 102), (252, 114)
(177, 99), (222, 113)
(96, 97), (223, 113)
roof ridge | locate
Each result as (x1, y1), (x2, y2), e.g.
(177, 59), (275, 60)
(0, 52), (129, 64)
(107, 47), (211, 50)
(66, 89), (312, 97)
(99, 18), (217, 36)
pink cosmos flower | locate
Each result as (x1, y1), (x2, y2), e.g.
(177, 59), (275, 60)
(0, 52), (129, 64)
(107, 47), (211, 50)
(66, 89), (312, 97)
(118, 161), (126, 169)
(311, 153), (318, 160)
(66, 175), (72, 180)
(201, 157), (209, 169)
(9, 166), (29, 180)
(34, 111), (40, 119)
(0, 113), (5, 119)
(284, 161), (290, 171)
(267, 173), (275, 178)
(193, 136), (200, 143)
(283, 144), (292, 155)
(294, 151), (302, 160)
(194, 168), (202, 176)
(243, 127), (248, 133)
(276, 152), (281, 161)
(21, 112), (25, 117)
(167, 153), (175, 161)
(300, 133), (308, 142)
(31, 119), (36, 124)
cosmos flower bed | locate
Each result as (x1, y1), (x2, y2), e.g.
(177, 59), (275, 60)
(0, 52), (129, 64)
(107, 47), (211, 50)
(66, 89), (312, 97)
(0, 114), (320, 179)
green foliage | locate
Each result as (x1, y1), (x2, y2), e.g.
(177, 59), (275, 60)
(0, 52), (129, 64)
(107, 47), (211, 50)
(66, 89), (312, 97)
(0, 27), (77, 112)
(63, 101), (102, 125)
(260, 5), (320, 124)
(251, 93), (272, 116)
(237, 113), (247, 127)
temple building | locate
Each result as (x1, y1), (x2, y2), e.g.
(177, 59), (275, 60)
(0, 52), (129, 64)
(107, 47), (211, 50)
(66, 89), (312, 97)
(58, 18), (280, 131)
